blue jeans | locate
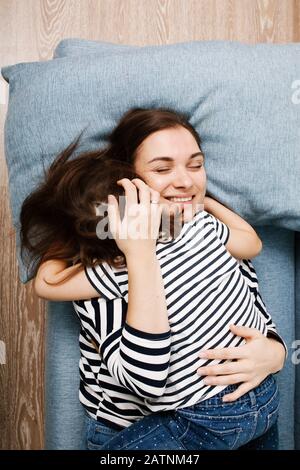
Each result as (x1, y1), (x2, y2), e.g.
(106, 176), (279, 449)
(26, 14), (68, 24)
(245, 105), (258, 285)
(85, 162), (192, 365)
(85, 374), (279, 450)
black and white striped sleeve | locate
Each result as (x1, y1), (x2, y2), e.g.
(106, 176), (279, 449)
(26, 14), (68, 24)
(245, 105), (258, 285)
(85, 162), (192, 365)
(238, 259), (288, 357)
(100, 321), (171, 398)
(85, 263), (123, 300)
(208, 213), (230, 245)
(84, 263), (172, 397)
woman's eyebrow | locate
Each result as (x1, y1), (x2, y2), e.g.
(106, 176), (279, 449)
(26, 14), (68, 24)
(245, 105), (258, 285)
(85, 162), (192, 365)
(148, 152), (204, 164)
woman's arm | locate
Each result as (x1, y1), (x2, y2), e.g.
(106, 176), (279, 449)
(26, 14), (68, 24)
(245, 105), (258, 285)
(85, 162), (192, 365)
(34, 259), (100, 300)
(204, 196), (262, 259)
(125, 253), (170, 334)
(109, 178), (169, 335)
(93, 178), (171, 397)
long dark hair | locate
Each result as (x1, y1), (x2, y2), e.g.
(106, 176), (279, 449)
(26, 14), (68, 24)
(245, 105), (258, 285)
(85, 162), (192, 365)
(20, 107), (202, 279)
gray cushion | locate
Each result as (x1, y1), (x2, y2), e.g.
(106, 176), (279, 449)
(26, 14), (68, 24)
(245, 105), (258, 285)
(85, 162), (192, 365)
(2, 39), (300, 282)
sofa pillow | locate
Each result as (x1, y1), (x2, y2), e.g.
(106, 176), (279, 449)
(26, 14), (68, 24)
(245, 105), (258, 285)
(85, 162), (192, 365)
(53, 37), (139, 57)
(2, 39), (300, 282)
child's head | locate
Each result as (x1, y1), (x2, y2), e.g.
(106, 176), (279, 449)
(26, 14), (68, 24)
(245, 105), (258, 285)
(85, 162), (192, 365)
(20, 140), (139, 273)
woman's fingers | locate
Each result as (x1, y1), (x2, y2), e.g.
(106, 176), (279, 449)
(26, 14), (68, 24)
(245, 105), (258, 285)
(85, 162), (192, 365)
(107, 194), (121, 237)
(130, 178), (151, 207)
(222, 381), (257, 403)
(112, 178), (162, 246)
(197, 361), (248, 377)
(117, 178), (138, 209)
(197, 326), (265, 372)
(195, 327), (276, 404)
(229, 324), (263, 340)
(131, 178), (160, 205)
(117, 177), (160, 206)
(130, 179), (162, 239)
(117, 177), (160, 212)
(199, 346), (246, 361)
(203, 374), (246, 387)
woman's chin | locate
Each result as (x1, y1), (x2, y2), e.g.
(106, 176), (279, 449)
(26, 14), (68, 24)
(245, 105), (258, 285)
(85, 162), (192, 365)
(182, 209), (196, 223)
(182, 212), (193, 223)
(161, 205), (192, 222)
(160, 199), (204, 225)
(182, 202), (203, 222)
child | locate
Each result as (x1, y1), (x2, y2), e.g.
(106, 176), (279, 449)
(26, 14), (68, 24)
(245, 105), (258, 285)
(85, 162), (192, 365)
(20, 107), (286, 450)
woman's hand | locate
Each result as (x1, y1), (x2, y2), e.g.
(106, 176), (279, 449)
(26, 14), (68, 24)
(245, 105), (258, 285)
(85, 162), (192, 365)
(108, 178), (162, 259)
(197, 324), (286, 402)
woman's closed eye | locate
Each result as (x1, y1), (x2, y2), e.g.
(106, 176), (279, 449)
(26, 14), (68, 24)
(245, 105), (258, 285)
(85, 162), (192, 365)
(154, 164), (203, 173)
(154, 168), (171, 173)
(189, 164), (203, 170)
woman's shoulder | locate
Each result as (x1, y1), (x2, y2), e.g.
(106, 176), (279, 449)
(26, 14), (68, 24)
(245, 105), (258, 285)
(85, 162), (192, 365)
(189, 209), (214, 232)
(85, 261), (127, 300)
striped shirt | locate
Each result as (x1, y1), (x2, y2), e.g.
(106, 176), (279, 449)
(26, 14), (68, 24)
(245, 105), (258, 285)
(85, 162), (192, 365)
(73, 210), (282, 429)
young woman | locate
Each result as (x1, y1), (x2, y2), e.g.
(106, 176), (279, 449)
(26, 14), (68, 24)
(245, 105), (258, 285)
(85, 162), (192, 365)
(20, 108), (286, 450)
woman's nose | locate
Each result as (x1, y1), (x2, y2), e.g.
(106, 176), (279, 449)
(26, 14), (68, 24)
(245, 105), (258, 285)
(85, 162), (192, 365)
(172, 170), (193, 189)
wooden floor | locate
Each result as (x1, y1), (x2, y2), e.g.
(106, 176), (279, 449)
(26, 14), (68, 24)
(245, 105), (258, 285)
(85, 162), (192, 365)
(0, 0), (299, 450)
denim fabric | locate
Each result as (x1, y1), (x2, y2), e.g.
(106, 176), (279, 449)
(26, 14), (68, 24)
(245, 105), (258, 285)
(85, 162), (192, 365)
(239, 421), (279, 450)
(2, 40), (300, 282)
(85, 375), (279, 451)
(85, 415), (279, 451)
(85, 417), (279, 451)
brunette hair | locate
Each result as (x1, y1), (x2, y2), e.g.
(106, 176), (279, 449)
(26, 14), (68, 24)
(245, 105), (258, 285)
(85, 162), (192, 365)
(20, 107), (202, 278)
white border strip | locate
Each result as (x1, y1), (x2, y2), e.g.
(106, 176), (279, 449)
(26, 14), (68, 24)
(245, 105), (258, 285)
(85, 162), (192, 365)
(0, 75), (7, 105)
(0, 340), (6, 364)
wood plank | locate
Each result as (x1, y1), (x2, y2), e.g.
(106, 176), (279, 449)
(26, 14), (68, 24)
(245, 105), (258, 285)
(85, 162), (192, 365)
(0, 184), (45, 450)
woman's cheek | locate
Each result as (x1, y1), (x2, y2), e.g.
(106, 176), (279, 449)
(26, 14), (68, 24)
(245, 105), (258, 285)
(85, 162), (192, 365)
(146, 175), (166, 193)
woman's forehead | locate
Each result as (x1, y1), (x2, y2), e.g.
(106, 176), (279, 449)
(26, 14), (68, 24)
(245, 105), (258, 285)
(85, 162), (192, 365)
(137, 127), (201, 163)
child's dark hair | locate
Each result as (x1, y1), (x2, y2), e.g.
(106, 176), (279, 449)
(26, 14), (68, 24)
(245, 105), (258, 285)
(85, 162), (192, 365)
(20, 107), (202, 279)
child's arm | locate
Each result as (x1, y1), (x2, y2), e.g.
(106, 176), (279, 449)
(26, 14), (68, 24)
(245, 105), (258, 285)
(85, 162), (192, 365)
(34, 259), (100, 301)
(204, 196), (262, 259)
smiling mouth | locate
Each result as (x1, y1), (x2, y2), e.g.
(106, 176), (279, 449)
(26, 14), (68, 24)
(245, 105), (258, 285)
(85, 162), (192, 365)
(164, 196), (195, 203)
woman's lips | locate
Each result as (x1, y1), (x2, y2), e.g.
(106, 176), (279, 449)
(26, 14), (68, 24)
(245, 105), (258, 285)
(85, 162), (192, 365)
(161, 196), (196, 212)
(163, 195), (195, 204)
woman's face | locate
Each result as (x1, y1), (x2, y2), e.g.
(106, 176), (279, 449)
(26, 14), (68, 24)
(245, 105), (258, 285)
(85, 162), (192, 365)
(134, 125), (206, 222)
